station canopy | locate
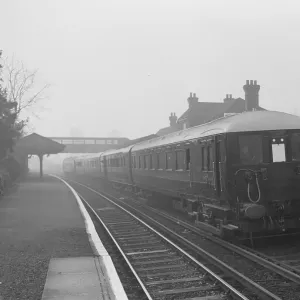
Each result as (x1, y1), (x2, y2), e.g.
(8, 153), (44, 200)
(15, 133), (65, 155)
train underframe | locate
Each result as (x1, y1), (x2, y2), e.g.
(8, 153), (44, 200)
(83, 178), (300, 243)
(176, 195), (300, 242)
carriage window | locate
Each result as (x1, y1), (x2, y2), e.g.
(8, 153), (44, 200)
(166, 152), (172, 169)
(186, 148), (190, 170)
(176, 151), (185, 170)
(239, 135), (263, 164)
(291, 133), (300, 161)
(144, 155), (150, 169)
(159, 152), (165, 169)
(202, 147), (207, 170)
(150, 154), (153, 169)
(132, 156), (136, 168)
(207, 145), (213, 171)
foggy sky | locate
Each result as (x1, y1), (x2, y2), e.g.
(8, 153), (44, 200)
(1, 0), (300, 139)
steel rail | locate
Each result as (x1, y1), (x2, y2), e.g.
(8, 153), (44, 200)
(139, 202), (300, 285)
(76, 190), (250, 300)
(66, 178), (282, 300)
(77, 192), (154, 300)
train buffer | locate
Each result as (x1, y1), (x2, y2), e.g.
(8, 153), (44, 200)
(0, 173), (127, 300)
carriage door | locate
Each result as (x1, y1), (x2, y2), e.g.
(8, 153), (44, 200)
(103, 157), (108, 178)
(214, 136), (223, 198)
(127, 152), (134, 184)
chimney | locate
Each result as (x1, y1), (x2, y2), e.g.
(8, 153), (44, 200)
(243, 80), (260, 111)
(187, 92), (198, 107)
(223, 94), (234, 102)
(169, 112), (177, 128)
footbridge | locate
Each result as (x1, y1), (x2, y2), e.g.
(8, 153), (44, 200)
(47, 137), (130, 153)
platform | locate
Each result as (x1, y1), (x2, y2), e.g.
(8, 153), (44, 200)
(0, 173), (127, 300)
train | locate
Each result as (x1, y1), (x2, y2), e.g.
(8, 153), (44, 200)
(63, 110), (300, 239)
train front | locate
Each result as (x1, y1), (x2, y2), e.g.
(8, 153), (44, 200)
(228, 128), (300, 234)
(62, 157), (76, 175)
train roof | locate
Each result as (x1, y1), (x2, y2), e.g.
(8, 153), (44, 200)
(62, 157), (76, 162)
(132, 111), (300, 151)
(101, 144), (134, 156)
(84, 153), (103, 160)
(73, 153), (103, 161)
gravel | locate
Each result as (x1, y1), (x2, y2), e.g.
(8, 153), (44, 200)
(0, 176), (93, 300)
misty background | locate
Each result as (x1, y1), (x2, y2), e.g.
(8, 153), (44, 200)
(2, 0), (300, 172)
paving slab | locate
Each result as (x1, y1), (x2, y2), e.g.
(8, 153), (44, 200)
(42, 257), (115, 300)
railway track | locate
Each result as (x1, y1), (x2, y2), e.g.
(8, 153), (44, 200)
(76, 175), (300, 288)
(143, 204), (300, 282)
(271, 253), (300, 270)
(86, 204), (240, 300)
(63, 177), (286, 300)
(242, 236), (300, 276)
(135, 200), (300, 284)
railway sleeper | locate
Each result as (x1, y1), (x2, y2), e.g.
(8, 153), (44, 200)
(155, 285), (219, 296)
(132, 258), (181, 265)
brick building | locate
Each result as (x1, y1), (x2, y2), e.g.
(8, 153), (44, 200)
(156, 80), (265, 136)
(156, 113), (179, 136)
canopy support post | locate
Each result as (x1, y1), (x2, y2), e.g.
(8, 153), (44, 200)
(38, 154), (43, 178)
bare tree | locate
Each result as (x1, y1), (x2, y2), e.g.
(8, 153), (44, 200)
(4, 56), (50, 119)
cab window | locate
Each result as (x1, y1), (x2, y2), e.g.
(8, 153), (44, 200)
(239, 135), (263, 164)
(271, 137), (286, 162)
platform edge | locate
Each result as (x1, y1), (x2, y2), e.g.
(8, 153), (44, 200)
(50, 175), (129, 300)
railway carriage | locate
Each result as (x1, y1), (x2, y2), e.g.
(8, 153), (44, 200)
(82, 153), (103, 177)
(73, 156), (85, 175)
(131, 111), (300, 237)
(103, 146), (134, 189)
(64, 110), (300, 239)
(71, 155), (92, 175)
(62, 157), (76, 174)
